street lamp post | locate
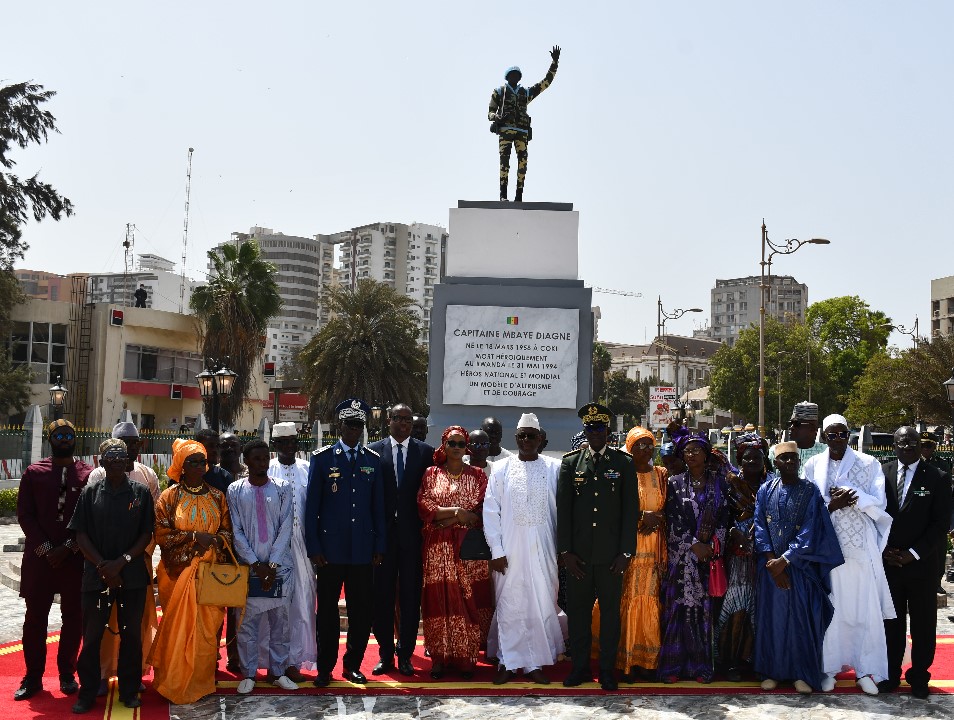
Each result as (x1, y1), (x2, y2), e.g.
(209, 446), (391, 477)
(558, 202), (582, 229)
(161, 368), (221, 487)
(943, 369), (954, 442)
(196, 360), (238, 433)
(881, 318), (920, 350)
(775, 351), (788, 435)
(657, 296), (702, 382)
(49, 376), (68, 421)
(758, 221), (829, 435)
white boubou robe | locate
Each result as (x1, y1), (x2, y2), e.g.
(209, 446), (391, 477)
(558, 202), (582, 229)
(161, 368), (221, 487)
(266, 456), (318, 670)
(483, 454), (566, 671)
(804, 447), (895, 681)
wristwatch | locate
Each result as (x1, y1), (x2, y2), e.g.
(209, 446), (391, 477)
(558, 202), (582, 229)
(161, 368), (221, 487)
(122, 553), (132, 563)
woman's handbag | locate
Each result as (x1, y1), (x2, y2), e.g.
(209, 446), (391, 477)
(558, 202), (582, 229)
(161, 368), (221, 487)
(708, 536), (728, 598)
(459, 527), (492, 561)
(196, 542), (249, 608)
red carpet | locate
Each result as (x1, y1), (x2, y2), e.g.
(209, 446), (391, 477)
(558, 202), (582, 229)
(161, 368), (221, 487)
(1, 632), (952, 717)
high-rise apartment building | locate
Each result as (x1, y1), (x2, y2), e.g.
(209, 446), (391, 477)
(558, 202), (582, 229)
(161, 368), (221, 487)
(330, 221), (447, 346)
(931, 274), (954, 338)
(710, 275), (807, 346)
(214, 227), (335, 374)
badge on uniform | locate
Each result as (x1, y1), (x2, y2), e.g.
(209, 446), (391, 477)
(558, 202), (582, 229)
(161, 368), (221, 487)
(360, 466), (374, 475)
(329, 467), (341, 493)
(574, 471), (587, 495)
(604, 470), (620, 480)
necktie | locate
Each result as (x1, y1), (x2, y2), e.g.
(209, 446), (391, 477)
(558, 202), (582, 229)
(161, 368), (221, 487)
(396, 443), (405, 487)
(898, 465), (908, 504)
(348, 449), (355, 465)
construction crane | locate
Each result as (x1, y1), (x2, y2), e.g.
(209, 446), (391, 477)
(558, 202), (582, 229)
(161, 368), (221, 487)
(594, 287), (643, 299)
(178, 148), (194, 314)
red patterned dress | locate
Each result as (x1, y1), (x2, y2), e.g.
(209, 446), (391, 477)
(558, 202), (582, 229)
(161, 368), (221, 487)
(418, 464), (494, 666)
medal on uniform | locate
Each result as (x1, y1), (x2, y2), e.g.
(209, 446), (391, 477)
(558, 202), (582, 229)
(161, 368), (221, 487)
(329, 468), (340, 493)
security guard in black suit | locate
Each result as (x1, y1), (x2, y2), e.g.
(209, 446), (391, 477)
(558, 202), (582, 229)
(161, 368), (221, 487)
(305, 398), (385, 687)
(557, 403), (639, 691)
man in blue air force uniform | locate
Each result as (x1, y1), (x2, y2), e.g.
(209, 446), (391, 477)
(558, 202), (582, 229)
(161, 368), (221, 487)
(305, 398), (385, 687)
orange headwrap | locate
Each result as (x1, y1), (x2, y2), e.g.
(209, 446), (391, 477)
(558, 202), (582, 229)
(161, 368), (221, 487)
(624, 426), (655, 454)
(167, 438), (208, 482)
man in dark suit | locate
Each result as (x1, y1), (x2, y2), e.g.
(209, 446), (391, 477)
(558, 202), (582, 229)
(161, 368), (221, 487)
(305, 398), (385, 687)
(557, 402), (639, 691)
(879, 425), (952, 699)
(368, 404), (434, 676)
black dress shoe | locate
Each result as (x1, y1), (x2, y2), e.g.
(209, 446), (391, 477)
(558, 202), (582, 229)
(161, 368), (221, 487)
(599, 673), (618, 691)
(59, 676), (79, 695)
(371, 661), (393, 676)
(562, 669), (592, 687)
(13, 681), (41, 701)
(312, 672), (331, 688)
(71, 698), (95, 714)
(876, 679), (899, 693)
(397, 658), (415, 676)
(121, 696), (142, 709)
(342, 669), (367, 684)
(911, 683), (930, 699)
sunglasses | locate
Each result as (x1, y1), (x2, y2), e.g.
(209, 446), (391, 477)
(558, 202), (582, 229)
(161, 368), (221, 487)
(445, 440), (468, 449)
(390, 416), (414, 423)
(469, 441), (490, 449)
(343, 420), (365, 429)
(896, 441), (919, 449)
(516, 432), (540, 440)
(633, 442), (654, 451)
(51, 431), (75, 441)
(683, 447), (706, 455)
(825, 431), (850, 440)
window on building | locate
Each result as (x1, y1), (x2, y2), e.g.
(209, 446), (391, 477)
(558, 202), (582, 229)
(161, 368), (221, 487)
(8, 321), (68, 383)
(124, 345), (203, 383)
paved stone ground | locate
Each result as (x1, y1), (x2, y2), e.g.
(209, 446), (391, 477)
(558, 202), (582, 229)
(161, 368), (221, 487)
(3, 523), (954, 718)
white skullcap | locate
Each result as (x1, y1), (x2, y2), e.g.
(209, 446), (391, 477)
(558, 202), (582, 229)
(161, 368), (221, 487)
(822, 414), (849, 430)
(111, 421), (139, 438)
(517, 413), (540, 430)
(272, 422), (298, 438)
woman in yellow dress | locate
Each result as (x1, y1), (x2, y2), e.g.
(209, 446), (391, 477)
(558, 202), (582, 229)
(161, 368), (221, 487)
(592, 426), (667, 681)
(148, 439), (233, 704)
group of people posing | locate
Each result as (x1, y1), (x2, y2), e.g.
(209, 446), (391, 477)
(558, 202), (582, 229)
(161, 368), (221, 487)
(13, 397), (951, 712)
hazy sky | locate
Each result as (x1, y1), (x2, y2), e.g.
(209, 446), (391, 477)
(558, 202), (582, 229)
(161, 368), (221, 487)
(5, 2), (952, 347)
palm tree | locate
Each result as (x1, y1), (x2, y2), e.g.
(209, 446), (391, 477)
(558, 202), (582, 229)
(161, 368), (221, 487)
(190, 239), (282, 428)
(592, 342), (612, 402)
(299, 279), (428, 420)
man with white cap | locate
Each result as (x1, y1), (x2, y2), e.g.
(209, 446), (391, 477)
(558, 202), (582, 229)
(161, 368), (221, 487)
(803, 414), (895, 695)
(267, 423), (316, 681)
(87, 422), (160, 501)
(483, 412), (565, 685)
(768, 401), (827, 478)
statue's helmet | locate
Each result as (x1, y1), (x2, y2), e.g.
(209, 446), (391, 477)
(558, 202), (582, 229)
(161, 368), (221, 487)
(505, 66), (522, 82)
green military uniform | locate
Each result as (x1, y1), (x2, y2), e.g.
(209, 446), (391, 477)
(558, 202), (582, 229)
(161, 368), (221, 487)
(557, 404), (639, 681)
(488, 54), (558, 202)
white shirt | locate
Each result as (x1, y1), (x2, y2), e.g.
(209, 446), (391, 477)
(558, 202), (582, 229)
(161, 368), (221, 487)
(896, 459), (920, 506)
(390, 436), (409, 482)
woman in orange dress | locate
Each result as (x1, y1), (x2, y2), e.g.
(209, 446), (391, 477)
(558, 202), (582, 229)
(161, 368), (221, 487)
(592, 426), (667, 681)
(417, 425), (493, 679)
(148, 439), (233, 704)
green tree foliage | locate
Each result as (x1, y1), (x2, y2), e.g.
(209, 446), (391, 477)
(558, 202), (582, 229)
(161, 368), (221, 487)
(592, 342), (611, 402)
(1, 82), (74, 268)
(806, 296), (890, 400)
(299, 280), (428, 420)
(709, 317), (838, 427)
(605, 369), (644, 427)
(190, 240), (283, 428)
(846, 334), (954, 429)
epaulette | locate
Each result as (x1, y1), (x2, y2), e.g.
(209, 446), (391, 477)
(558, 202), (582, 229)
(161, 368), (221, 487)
(362, 447), (380, 458)
(312, 444), (333, 456)
(562, 448), (583, 458)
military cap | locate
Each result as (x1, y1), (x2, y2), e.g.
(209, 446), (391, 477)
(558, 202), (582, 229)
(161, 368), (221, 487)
(335, 398), (370, 423)
(919, 431), (938, 446)
(578, 402), (612, 427)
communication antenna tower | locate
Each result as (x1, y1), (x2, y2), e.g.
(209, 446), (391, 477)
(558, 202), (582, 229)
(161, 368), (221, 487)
(179, 147), (194, 313)
(123, 223), (134, 307)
